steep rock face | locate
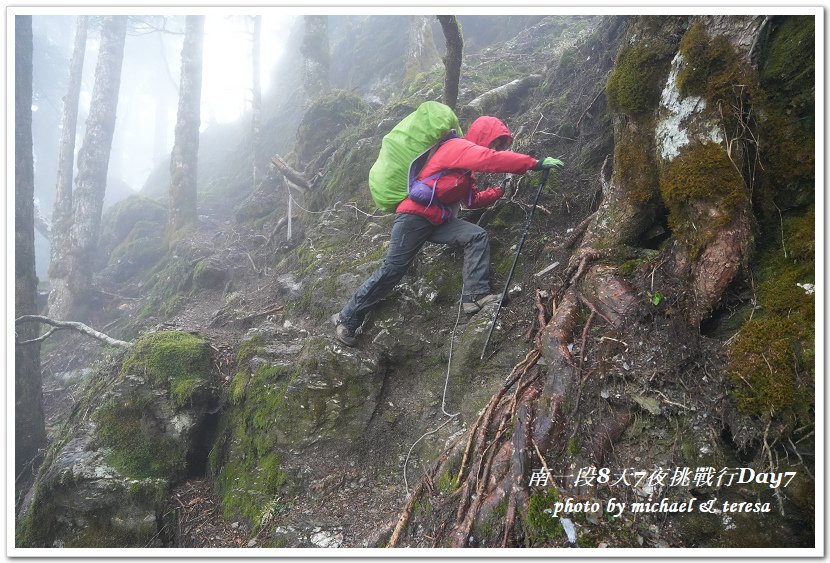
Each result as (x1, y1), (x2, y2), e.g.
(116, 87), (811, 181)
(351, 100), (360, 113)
(18, 332), (218, 547)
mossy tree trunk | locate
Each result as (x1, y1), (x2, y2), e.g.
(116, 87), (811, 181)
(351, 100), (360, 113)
(14, 14), (46, 503)
(48, 15), (87, 319)
(56, 15), (126, 321)
(437, 15), (463, 111)
(169, 15), (204, 233)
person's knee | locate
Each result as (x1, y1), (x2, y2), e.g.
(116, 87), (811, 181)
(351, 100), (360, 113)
(379, 259), (409, 283)
(468, 227), (489, 247)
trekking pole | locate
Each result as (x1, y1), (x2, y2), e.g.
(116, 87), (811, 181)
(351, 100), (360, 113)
(481, 168), (552, 360)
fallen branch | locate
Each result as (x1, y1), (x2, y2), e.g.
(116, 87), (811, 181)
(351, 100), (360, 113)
(15, 315), (130, 348)
(463, 74), (542, 116)
(270, 154), (310, 192)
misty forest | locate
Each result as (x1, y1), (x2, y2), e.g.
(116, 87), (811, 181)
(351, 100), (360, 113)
(14, 14), (815, 549)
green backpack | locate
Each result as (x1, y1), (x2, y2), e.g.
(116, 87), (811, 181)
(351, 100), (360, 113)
(368, 101), (463, 211)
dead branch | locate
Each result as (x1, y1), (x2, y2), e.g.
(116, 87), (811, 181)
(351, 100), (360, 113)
(270, 154), (310, 192)
(463, 74), (542, 117)
(15, 315), (130, 348)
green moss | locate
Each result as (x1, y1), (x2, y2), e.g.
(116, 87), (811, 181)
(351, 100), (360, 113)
(229, 371), (248, 405)
(236, 332), (265, 366)
(760, 16), (815, 126)
(756, 17), (815, 214)
(121, 331), (213, 407)
(522, 488), (564, 546)
(659, 142), (748, 256)
(211, 362), (296, 524)
(567, 436), (581, 455)
(436, 469), (459, 494)
(677, 22), (756, 103)
(614, 134), (659, 205)
(63, 517), (158, 548)
(128, 255), (195, 330)
(727, 205), (814, 430)
(606, 39), (675, 115)
(728, 316), (812, 420)
(295, 90), (369, 165)
(95, 396), (186, 479)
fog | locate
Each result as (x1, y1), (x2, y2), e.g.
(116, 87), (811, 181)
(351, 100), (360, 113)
(30, 14), (293, 277)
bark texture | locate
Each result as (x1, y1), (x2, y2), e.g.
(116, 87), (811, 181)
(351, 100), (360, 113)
(169, 15), (205, 232)
(48, 15), (87, 317)
(59, 15), (126, 320)
(437, 15), (463, 111)
(14, 14), (46, 499)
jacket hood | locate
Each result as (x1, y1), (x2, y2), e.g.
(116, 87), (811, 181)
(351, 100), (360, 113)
(465, 116), (512, 148)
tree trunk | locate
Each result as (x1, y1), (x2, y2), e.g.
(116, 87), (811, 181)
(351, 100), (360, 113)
(168, 15), (204, 232)
(14, 14), (46, 502)
(301, 15), (329, 103)
(47, 15), (87, 318)
(59, 15), (126, 320)
(437, 15), (463, 111)
(251, 15), (262, 189)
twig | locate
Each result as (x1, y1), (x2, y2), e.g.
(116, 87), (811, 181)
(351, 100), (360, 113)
(578, 294), (614, 327)
(575, 87), (605, 130)
(246, 252), (261, 274)
(578, 311), (595, 377)
(599, 336), (628, 348)
(787, 437), (813, 480)
(530, 437), (553, 484)
(232, 304), (284, 325)
(17, 327), (60, 345)
(654, 389), (691, 411)
(530, 112), (545, 139)
(774, 202), (788, 259)
(762, 421), (786, 517)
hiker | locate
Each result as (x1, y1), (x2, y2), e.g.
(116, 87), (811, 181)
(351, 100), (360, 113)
(332, 115), (562, 347)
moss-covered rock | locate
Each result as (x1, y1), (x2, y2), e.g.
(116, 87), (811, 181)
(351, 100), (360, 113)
(17, 332), (218, 547)
(97, 196), (168, 282)
(210, 323), (384, 526)
(294, 90), (370, 165)
(121, 331), (215, 407)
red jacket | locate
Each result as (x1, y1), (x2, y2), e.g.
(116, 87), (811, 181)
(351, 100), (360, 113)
(396, 116), (539, 224)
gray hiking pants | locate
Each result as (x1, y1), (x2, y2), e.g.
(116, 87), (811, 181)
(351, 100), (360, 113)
(338, 212), (491, 331)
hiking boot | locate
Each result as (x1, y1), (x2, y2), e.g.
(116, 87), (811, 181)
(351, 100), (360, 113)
(462, 293), (503, 314)
(331, 313), (358, 347)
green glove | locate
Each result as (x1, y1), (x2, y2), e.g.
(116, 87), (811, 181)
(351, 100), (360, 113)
(533, 157), (564, 170)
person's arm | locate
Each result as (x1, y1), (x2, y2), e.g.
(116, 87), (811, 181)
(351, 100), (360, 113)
(422, 138), (538, 177)
(467, 185), (503, 209)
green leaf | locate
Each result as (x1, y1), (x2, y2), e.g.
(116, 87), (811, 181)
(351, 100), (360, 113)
(651, 292), (663, 306)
